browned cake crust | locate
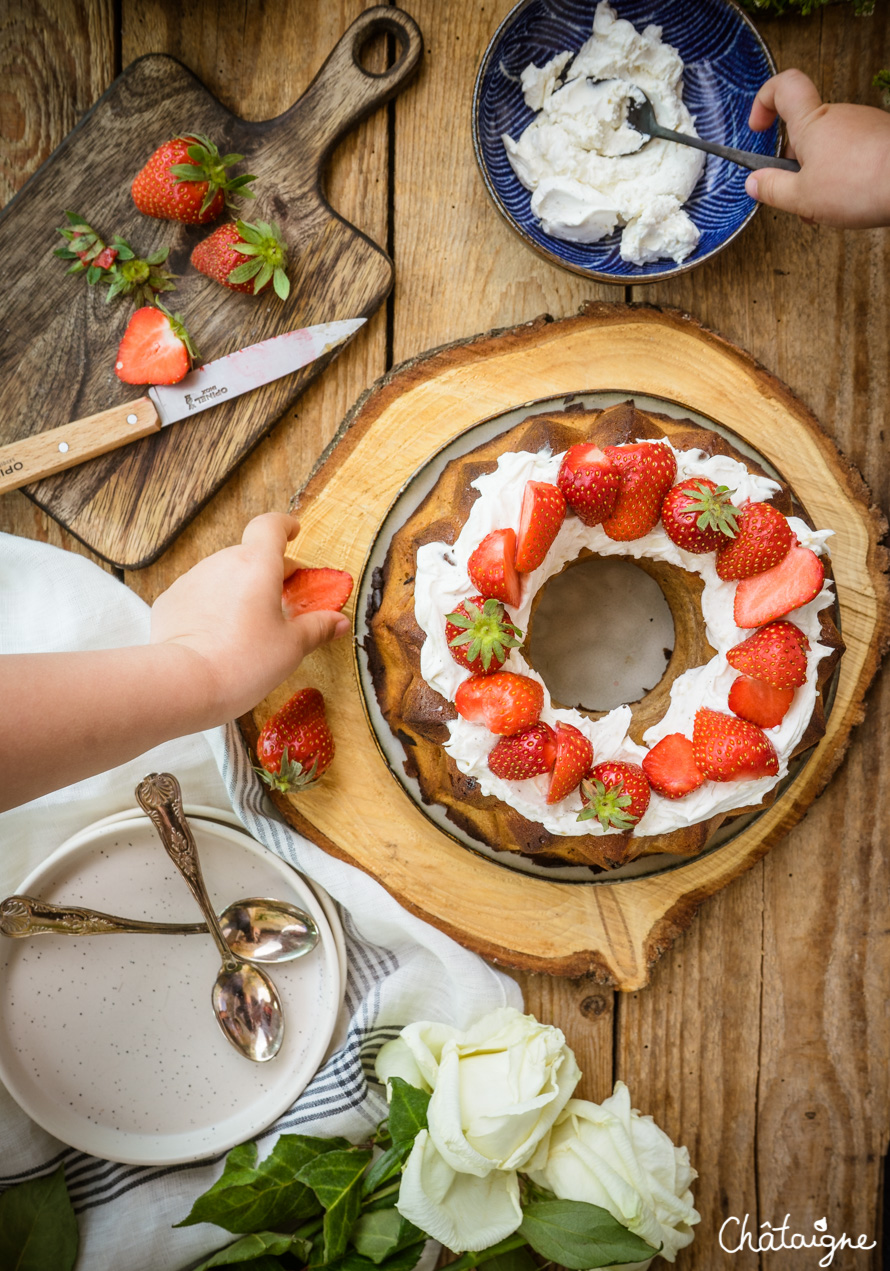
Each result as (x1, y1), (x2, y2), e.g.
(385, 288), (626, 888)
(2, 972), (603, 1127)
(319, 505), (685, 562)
(365, 400), (844, 871)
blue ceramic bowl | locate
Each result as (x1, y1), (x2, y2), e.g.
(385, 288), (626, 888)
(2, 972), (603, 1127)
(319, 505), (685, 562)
(472, 0), (779, 284)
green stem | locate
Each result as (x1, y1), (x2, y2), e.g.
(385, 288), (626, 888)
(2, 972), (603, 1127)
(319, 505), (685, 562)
(446, 1232), (530, 1271)
(363, 1181), (401, 1206)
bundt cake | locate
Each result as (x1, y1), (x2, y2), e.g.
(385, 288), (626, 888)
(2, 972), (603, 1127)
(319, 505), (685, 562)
(365, 400), (843, 871)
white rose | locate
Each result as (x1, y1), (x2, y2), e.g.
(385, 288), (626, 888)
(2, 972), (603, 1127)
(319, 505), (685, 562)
(375, 1007), (581, 1252)
(526, 1082), (700, 1268)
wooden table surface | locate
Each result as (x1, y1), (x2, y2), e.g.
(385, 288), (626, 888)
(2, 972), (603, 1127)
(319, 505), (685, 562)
(3, 2), (889, 1266)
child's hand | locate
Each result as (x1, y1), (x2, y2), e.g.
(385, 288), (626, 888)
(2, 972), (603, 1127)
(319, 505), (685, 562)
(150, 512), (349, 723)
(746, 69), (890, 228)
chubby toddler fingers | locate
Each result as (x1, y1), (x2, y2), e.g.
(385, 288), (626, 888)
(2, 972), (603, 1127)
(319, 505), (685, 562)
(289, 609), (351, 660)
(749, 68), (822, 133)
(241, 512), (300, 561)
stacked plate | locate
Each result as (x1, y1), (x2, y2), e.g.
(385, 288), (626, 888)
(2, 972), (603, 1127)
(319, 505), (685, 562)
(0, 806), (345, 1165)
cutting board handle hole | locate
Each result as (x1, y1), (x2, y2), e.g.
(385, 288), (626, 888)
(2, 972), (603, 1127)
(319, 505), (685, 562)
(348, 10), (423, 83)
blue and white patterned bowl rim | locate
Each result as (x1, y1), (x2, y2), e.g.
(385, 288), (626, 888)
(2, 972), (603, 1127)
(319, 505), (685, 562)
(472, 0), (780, 284)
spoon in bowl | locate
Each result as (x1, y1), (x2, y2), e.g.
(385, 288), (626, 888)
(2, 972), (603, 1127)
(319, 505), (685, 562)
(0, 893), (318, 964)
(136, 772), (285, 1063)
(624, 85), (800, 172)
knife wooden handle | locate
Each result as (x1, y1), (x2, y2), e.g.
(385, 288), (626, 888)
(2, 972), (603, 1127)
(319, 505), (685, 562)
(0, 397), (161, 496)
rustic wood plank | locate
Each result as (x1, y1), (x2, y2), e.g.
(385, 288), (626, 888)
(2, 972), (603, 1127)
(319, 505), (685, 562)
(0, 0), (115, 569)
(623, 9), (890, 1266)
(121, 0), (394, 604)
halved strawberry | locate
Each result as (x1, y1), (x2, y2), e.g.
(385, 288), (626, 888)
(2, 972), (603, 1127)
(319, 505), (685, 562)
(445, 596), (522, 675)
(515, 481), (566, 572)
(454, 672), (543, 735)
(546, 722), (593, 804)
(726, 620), (809, 688)
(601, 442), (677, 542)
(467, 529), (521, 608)
(114, 304), (197, 386)
(733, 545), (825, 629)
(556, 444), (621, 527)
(282, 568), (353, 618)
(728, 676), (795, 729)
(488, 722), (558, 780)
(715, 502), (793, 581)
(578, 761), (650, 830)
(641, 734), (705, 799)
(692, 708), (779, 781)
(661, 478), (739, 554)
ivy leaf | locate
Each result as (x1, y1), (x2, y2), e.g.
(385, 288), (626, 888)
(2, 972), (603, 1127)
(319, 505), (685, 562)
(191, 1229), (295, 1268)
(296, 1147), (372, 1264)
(0, 1164), (78, 1271)
(361, 1144), (404, 1197)
(327, 1242), (426, 1271)
(519, 1199), (658, 1269)
(446, 1232), (529, 1271)
(386, 1079), (430, 1154)
(176, 1136), (350, 1233)
(350, 1209), (424, 1264)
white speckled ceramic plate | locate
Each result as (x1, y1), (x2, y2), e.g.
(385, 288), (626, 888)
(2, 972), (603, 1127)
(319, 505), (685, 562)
(0, 815), (341, 1165)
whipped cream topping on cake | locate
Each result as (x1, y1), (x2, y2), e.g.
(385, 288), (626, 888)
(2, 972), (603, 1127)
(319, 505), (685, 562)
(414, 441), (835, 840)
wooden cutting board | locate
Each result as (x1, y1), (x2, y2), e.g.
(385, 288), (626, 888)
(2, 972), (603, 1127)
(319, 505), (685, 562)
(241, 304), (890, 988)
(0, 7), (422, 570)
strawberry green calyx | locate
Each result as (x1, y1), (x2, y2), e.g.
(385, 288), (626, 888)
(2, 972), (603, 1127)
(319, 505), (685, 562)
(167, 133), (257, 216)
(253, 749), (319, 793)
(446, 598), (522, 671)
(54, 212), (111, 284)
(156, 302), (200, 362)
(105, 240), (177, 306)
(685, 481), (740, 540)
(577, 777), (637, 831)
(227, 219), (291, 299)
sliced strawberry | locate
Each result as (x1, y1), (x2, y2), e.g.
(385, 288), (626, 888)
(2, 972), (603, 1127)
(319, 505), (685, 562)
(578, 761), (650, 829)
(254, 687), (333, 791)
(93, 245), (119, 270)
(488, 722), (558, 780)
(467, 529), (521, 608)
(715, 502), (793, 581)
(728, 676), (795, 729)
(282, 567), (353, 618)
(114, 304), (197, 386)
(641, 734), (705, 800)
(726, 620), (809, 688)
(445, 596), (522, 676)
(556, 444), (621, 527)
(733, 545), (825, 629)
(546, 722), (593, 804)
(692, 708), (779, 781)
(661, 478), (739, 554)
(454, 672), (543, 735)
(515, 481), (567, 572)
(601, 442), (677, 542)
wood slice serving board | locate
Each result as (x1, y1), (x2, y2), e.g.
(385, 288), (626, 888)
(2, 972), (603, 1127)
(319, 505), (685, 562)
(0, 7), (422, 569)
(241, 304), (889, 988)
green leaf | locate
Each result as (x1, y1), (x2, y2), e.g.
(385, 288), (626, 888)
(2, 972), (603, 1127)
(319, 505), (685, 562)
(361, 1145), (404, 1196)
(254, 262), (274, 292)
(446, 1233), (529, 1271)
(227, 259), (263, 284)
(176, 1136), (350, 1234)
(519, 1199), (658, 1269)
(0, 1164), (79, 1271)
(296, 1147), (372, 1263)
(350, 1209), (424, 1264)
(387, 1078), (430, 1153)
(272, 267), (290, 300)
(326, 1242), (426, 1271)
(191, 1229), (295, 1268)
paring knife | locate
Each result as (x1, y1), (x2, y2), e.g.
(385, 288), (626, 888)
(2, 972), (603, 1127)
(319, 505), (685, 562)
(0, 317), (366, 497)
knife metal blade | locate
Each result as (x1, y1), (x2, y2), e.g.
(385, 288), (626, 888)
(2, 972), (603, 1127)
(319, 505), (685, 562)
(0, 317), (366, 497)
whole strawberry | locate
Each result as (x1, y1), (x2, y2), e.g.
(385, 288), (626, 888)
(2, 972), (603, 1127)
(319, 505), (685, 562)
(556, 444), (621, 527)
(488, 722), (557, 780)
(578, 761), (651, 830)
(445, 596), (522, 675)
(191, 219), (291, 299)
(661, 478), (739, 554)
(132, 133), (256, 224)
(715, 501), (792, 581)
(692, 708), (779, 781)
(254, 687), (334, 792)
(601, 442), (677, 542)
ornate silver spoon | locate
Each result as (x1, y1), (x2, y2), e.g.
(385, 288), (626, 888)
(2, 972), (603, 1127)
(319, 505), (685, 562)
(135, 772), (285, 1063)
(0, 894), (318, 964)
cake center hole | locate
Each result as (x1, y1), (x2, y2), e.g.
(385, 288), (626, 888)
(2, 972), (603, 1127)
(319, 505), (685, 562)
(527, 556), (675, 713)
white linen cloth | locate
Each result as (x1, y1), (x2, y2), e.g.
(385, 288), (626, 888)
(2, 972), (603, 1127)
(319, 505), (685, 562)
(0, 533), (521, 1271)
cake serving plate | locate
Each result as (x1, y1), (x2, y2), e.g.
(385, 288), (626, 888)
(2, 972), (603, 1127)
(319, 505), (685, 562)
(239, 304), (888, 987)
